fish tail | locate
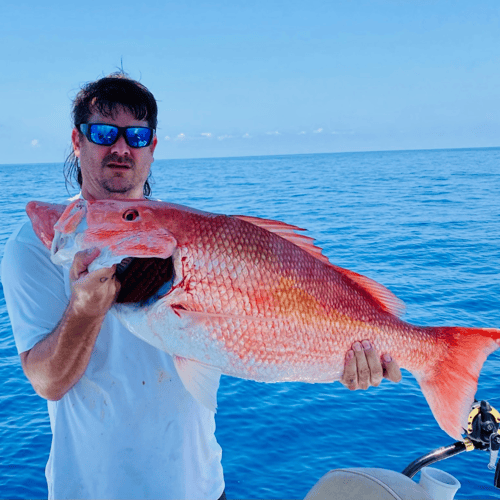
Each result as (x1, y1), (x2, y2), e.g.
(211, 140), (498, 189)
(414, 326), (500, 440)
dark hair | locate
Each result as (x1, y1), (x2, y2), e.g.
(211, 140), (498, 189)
(64, 72), (158, 197)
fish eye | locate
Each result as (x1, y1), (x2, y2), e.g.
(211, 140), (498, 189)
(123, 209), (140, 221)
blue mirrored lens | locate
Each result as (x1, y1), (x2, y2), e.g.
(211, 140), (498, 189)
(90, 125), (118, 145)
(82, 124), (153, 148)
(125, 127), (152, 148)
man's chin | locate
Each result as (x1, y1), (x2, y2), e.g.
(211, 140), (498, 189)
(102, 180), (134, 194)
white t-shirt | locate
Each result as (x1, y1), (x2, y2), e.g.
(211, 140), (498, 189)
(1, 220), (225, 500)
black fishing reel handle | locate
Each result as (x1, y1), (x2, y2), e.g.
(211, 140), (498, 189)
(495, 456), (500, 489)
(489, 431), (500, 488)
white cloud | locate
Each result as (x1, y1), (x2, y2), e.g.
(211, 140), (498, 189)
(201, 132), (212, 138)
(217, 134), (232, 141)
(31, 139), (39, 147)
(266, 130), (280, 135)
(313, 128), (323, 134)
(298, 131), (306, 135)
(176, 133), (186, 141)
(164, 135), (171, 141)
(242, 133), (251, 139)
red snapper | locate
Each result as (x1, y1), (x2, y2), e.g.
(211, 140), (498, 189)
(26, 198), (500, 440)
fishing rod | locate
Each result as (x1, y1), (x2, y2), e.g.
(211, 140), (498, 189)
(401, 399), (500, 488)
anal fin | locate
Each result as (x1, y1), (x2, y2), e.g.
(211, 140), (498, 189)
(173, 355), (221, 413)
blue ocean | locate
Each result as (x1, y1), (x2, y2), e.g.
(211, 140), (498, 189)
(1, 148), (499, 499)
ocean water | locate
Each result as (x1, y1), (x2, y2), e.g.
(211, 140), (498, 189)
(1, 147), (499, 499)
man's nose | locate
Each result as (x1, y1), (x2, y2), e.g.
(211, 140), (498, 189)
(111, 135), (131, 155)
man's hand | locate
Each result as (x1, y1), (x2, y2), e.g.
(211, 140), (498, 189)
(69, 248), (120, 318)
(341, 340), (402, 390)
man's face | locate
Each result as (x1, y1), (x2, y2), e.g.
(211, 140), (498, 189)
(72, 107), (158, 200)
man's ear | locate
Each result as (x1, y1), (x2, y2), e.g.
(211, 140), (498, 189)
(150, 134), (158, 154)
(71, 127), (81, 158)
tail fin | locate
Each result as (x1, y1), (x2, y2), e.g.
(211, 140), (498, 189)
(413, 326), (500, 440)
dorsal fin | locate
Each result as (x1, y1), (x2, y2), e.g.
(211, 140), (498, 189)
(234, 214), (405, 318)
(331, 265), (405, 317)
(234, 215), (332, 266)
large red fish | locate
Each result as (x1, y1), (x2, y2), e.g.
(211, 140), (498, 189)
(26, 199), (500, 440)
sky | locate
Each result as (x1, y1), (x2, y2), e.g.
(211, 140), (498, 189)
(0, 0), (499, 164)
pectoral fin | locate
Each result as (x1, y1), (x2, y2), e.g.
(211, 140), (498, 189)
(173, 355), (221, 412)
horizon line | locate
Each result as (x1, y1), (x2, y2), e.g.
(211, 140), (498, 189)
(1, 144), (499, 168)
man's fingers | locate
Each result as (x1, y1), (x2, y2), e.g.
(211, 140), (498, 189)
(352, 341), (371, 390)
(363, 341), (384, 387)
(70, 248), (100, 281)
(341, 341), (401, 391)
(74, 264), (118, 288)
(341, 350), (358, 390)
(79, 248), (101, 267)
(382, 354), (402, 383)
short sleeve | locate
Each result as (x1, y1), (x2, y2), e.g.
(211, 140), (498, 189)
(1, 220), (68, 354)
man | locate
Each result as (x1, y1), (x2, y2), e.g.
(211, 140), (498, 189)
(2, 73), (401, 499)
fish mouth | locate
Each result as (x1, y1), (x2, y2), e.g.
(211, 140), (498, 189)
(115, 257), (174, 304)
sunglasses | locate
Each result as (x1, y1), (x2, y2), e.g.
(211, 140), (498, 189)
(79, 123), (154, 148)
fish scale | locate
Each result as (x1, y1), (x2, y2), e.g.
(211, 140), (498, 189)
(185, 240), (401, 384)
(179, 218), (394, 373)
(26, 198), (500, 440)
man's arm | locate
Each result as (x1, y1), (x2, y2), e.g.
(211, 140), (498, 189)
(341, 340), (402, 390)
(20, 249), (120, 401)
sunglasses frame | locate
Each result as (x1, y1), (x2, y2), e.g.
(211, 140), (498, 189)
(78, 123), (155, 148)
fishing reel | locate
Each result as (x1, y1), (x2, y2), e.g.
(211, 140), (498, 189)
(402, 399), (500, 489)
(465, 400), (500, 485)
